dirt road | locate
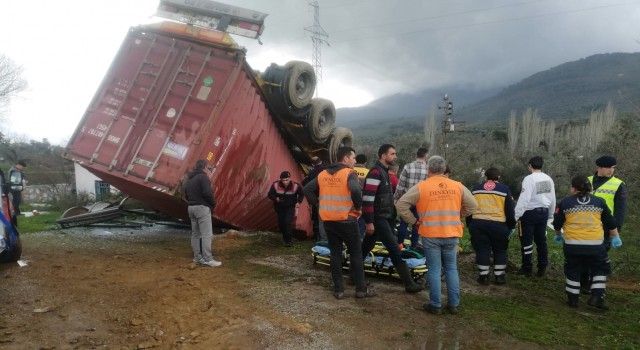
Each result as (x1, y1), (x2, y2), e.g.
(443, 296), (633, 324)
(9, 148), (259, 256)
(1, 227), (542, 350)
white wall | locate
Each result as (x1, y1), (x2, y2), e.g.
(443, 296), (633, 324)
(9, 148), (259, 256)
(74, 163), (102, 197)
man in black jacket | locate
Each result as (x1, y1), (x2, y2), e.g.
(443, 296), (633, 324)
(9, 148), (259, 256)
(185, 160), (221, 267)
(302, 157), (327, 241)
(268, 171), (304, 246)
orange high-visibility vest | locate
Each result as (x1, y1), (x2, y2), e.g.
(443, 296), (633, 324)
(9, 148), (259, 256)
(416, 176), (464, 238)
(318, 168), (361, 221)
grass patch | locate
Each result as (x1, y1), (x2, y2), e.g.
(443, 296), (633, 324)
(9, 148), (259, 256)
(462, 288), (640, 349)
(16, 211), (62, 234)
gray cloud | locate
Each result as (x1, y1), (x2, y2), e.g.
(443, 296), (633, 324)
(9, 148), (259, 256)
(234, 0), (640, 101)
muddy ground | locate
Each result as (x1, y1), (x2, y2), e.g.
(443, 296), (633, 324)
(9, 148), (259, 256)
(0, 226), (551, 350)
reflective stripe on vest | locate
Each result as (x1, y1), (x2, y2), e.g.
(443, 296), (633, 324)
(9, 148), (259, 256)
(416, 177), (463, 238)
(318, 168), (360, 221)
(471, 183), (508, 222)
(588, 176), (622, 214)
(562, 197), (605, 245)
(273, 181), (299, 195)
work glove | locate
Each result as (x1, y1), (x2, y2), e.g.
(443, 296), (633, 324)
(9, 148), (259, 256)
(554, 234), (563, 244)
(546, 218), (554, 230)
(508, 229), (515, 240)
(611, 236), (622, 248)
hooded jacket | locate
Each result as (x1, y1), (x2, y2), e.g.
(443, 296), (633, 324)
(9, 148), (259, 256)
(185, 170), (216, 209)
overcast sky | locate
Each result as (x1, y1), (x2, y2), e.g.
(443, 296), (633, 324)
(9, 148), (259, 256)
(1, 0), (639, 145)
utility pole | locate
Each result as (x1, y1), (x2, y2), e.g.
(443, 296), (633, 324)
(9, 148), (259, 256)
(304, 1), (329, 96)
(438, 94), (465, 159)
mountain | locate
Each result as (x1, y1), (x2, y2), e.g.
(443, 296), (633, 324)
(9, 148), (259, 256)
(336, 86), (500, 123)
(337, 52), (640, 128)
(457, 52), (640, 122)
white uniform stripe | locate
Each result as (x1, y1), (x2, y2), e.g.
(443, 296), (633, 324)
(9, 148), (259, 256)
(591, 283), (607, 289)
(566, 287), (580, 294)
(362, 195), (376, 202)
(565, 279), (580, 287)
(365, 178), (381, 186)
(592, 275), (607, 282)
(494, 264), (507, 269)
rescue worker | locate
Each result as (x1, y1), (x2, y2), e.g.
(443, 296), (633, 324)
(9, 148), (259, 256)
(553, 175), (621, 310)
(467, 167), (516, 285)
(302, 156), (327, 241)
(581, 155), (628, 294)
(514, 156), (556, 277)
(185, 160), (221, 267)
(268, 171), (304, 247)
(353, 154), (369, 187)
(354, 154), (369, 238)
(362, 144), (424, 294)
(302, 147), (376, 299)
(396, 155), (478, 315)
(8, 160), (27, 216)
(394, 147), (428, 250)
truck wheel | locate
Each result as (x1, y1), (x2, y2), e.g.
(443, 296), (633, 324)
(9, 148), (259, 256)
(284, 61), (316, 109)
(0, 226), (21, 263)
(307, 98), (336, 144)
(328, 127), (354, 163)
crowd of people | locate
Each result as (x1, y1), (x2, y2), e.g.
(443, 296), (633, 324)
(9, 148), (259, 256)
(297, 147), (626, 313)
(185, 145), (628, 314)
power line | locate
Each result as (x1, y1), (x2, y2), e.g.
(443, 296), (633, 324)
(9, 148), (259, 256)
(329, 1), (640, 44)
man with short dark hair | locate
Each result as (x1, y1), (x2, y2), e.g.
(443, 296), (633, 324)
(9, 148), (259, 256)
(185, 159), (221, 267)
(362, 144), (423, 293)
(268, 170), (304, 246)
(394, 147), (428, 250)
(8, 160), (27, 216)
(514, 156), (556, 277)
(303, 147), (375, 299)
(303, 156), (327, 241)
(468, 167), (516, 285)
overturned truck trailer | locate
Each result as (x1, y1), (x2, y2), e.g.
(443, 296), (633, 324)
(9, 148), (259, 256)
(63, 1), (353, 235)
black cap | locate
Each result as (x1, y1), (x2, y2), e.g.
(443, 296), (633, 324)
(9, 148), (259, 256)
(17, 160), (27, 167)
(595, 156), (616, 167)
(280, 171), (291, 179)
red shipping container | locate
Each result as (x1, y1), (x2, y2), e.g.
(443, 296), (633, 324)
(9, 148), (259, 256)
(64, 22), (312, 236)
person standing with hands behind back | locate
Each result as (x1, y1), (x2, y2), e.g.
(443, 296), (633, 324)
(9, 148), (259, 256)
(268, 171), (304, 247)
(185, 160), (221, 267)
(553, 175), (620, 310)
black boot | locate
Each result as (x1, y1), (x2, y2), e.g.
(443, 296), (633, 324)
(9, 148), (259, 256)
(587, 294), (609, 311)
(477, 275), (490, 286)
(494, 275), (506, 285)
(567, 293), (579, 308)
(396, 262), (423, 293)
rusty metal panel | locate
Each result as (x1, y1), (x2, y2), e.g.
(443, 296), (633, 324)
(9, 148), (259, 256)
(65, 24), (311, 235)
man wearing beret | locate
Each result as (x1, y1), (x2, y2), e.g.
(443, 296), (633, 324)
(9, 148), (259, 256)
(581, 155), (628, 293)
(268, 170), (304, 246)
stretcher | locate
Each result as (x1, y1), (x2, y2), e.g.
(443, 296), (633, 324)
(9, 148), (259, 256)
(311, 240), (427, 283)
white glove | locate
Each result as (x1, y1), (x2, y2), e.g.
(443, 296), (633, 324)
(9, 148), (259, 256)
(546, 218), (554, 230)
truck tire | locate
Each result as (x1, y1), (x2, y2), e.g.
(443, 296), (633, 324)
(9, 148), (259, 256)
(284, 61), (316, 109)
(328, 127), (354, 163)
(0, 225), (21, 263)
(307, 98), (336, 144)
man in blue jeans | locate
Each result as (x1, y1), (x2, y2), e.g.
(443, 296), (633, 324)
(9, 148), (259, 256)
(396, 156), (477, 315)
(394, 147), (428, 250)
